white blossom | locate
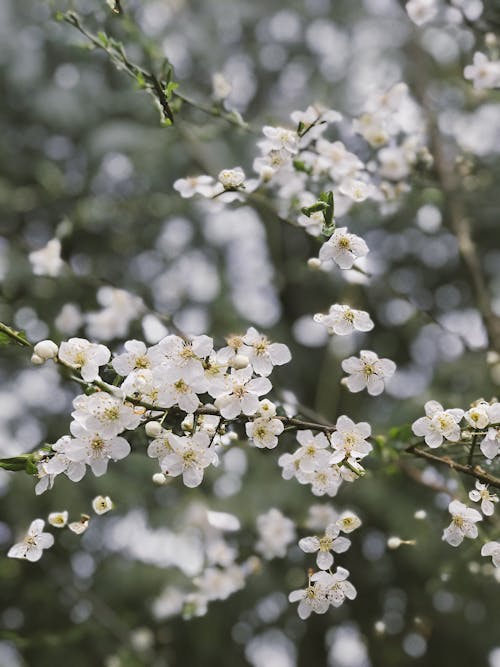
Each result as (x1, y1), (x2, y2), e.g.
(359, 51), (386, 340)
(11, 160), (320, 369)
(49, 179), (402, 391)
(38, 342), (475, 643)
(318, 227), (369, 270)
(288, 582), (329, 619)
(67, 421), (131, 476)
(411, 400), (464, 448)
(48, 511), (68, 528)
(481, 541), (500, 567)
(112, 339), (154, 376)
(311, 567), (357, 607)
(58, 338), (111, 382)
(71, 393), (141, 438)
(256, 508), (296, 559)
(246, 416), (284, 449)
(341, 350), (396, 396)
(481, 428), (500, 460)
(173, 175), (216, 198)
(294, 430), (331, 473)
(464, 52), (500, 90)
(299, 523), (351, 570)
(214, 366), (272, 419)
(469, 481), (498, 516)
(405, 0), (438, 26)
(314, 304), (374, 336)
(330, 416), (372, 464)
(92, 495), (113, 515)
(8, 519), (54, 561)
(29, 238), (64, 277)
(442, 500), (482, 547)
(161, 431), (217, 488)
(242, 327), (291, 376)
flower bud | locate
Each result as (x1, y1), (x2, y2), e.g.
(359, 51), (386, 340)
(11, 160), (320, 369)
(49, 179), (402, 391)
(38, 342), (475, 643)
(145, 421), (162, 438)
(34, 339), (59, 360)
(387, 536), (402, 550)
(230, 354), (249, 370)
(152, 472), (167, 485)
(31, 353), (45, 365)
(307, 257), (322, 270)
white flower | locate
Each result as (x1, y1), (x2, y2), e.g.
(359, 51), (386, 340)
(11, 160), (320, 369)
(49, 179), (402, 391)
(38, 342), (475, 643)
(67, 421), (131, 476)
(151, 334), (213, 371)
(309, 466), (342, 497)
(214, 366), (272, 419)
(8, 519), (54, 561)
(481, 541), (500, 567)
(339, 179), (374, 202)
(330, 416), (372, 464)
(212, 72), (232, 100)
(69, 515), (90, 534)
(29, 238), (64, 277)
(242, 327), (292, 376)
(256, 508), (296, 559)
(464, 52), (500, 90)
(161, 431), (216, 488)
(442, 500), (482, 547)
(262, 126), (299, 154)
(58, 338), (111, 382)
(218, 167), (245, 189)
(411, 400), (464, 448)
(92, 495), (113, 515)
(173, 175), (216, 198)
(405, 0), (438, 26)
(257, 399), (277, 418)
(245, 416), (284, 449)
(72, 393), (141, 438)
(314, 304), (374, 335)
(464, 403), (490, 429)
(299, 523), (351, 570)
(341, 350), (396, 396)
(469, 481), (498, 516)
(378, 146), (410, 180)
(480, 428), (500, 460)
(294, 430), (331, 473)
(155, 364), (208, 414)
(311, 567), (357, 607)
(289, 582), (329, 619)
(48, 511), (68, 528)
(336, 511), (362, 533)
(112, 339), (153, 376)
(43, 435), (87, 483)
(318, 227), (369, 270)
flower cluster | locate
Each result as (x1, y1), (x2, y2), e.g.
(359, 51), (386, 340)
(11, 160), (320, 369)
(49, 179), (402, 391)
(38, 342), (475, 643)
(278, 419), (372, 498)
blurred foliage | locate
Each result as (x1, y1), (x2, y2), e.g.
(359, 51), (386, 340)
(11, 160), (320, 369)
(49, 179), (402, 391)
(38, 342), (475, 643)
(1, 0), (500, 666)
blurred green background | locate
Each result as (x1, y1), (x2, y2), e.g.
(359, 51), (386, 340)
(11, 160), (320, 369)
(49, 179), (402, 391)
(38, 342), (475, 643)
(1, 0), (500, 665)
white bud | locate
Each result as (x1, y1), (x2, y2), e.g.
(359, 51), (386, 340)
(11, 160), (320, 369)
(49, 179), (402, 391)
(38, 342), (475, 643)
(374, 620), (386, 635)
(228, 431), (238, 442)
(33, 339), (59, 360)
(387, 536), (402, 550)
(145, 421), (163, 438)
(152, 472), (167, 485)
(414, 509), (427, 520)
(31, 353), (45, 365)
(230, 354), (249, 370)
(307, 257), (322, 270)
(486, 32), (497, 48)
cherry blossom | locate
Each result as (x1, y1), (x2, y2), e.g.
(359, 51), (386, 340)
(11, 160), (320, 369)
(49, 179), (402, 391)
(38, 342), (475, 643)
(481, 542), (500, 567)
(329, 416), (372, 464)
(242, 327), (291, 376)
(341, 350), (396, 396)
(314, 304), (374, 336)
(255, 508), (296, 559)
(469, 482), (498, 516)
(245, 416), (284, 449)
(411, 400), (464, 448)
(214, 367), (272, 419)
(8, 519), (54, 562)
(442, 500), (482, 547)
(318, 227), (369, 270)
(161, 431), (217, 488)
(58, 338), (111, 382)
(299, 523), (351, 570)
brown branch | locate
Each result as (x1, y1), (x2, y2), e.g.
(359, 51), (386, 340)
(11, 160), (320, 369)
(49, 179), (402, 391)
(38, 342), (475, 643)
(406, 444), (500, 489)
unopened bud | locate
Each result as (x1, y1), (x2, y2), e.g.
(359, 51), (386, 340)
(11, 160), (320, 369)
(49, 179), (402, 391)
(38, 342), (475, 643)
(485, 32), (497, 48)
(230, 354), (249, 370)
(152, 472), (167, 485)
(33, 339), (59, 360)
(145, 421), (162, 438)
(307, 257), (322, 270)
(414, 509), (427, 520)
(31, 353), (45, 365)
